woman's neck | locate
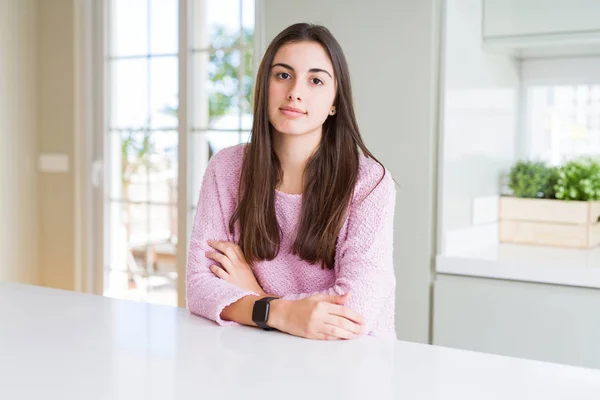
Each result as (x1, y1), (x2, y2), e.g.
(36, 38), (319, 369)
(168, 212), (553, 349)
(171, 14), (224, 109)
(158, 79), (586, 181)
(272, 129), (321, 168)
(272, 129), (322, 193)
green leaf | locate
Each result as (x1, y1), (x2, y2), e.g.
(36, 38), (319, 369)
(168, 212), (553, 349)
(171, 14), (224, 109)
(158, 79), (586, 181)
(508, 160), (558, 199)
(554, 157), (600, 201)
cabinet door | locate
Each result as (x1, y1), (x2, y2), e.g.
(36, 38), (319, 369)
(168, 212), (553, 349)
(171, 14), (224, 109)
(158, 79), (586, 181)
(433, 274), (600, 369)
(484, 0), (600, 38)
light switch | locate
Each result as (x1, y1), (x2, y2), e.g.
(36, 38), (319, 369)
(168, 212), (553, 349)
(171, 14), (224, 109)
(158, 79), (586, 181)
(39, 153), (70, 173)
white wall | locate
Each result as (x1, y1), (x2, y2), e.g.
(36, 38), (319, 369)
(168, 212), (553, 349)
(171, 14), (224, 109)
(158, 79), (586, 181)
(440, 0), (520, 253)
(37, 0), (77, 290)
(0, 0), (39, 284)
(263, 0), (441, 343)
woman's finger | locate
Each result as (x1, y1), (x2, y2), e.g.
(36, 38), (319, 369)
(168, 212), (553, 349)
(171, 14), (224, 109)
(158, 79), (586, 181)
(205, 252), (234, 273)
(319, 323), (357, 340)
(210, 265), (229, 279)
(208, 241), (240, 264)
(325, 315), (364, 335)
(230, 243), (247, 263)
(328, 303), (367, 326)
(317, 333), (338, 341)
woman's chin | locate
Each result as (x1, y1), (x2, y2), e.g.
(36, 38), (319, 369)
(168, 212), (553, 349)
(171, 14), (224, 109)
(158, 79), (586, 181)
(272, 123), (321, 137)
(272, 125), (308, 136)
(276, 130), (306, 136)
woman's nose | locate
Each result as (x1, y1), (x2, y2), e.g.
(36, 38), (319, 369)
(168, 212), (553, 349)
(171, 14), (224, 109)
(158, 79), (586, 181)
(287, 92), (301, 101)
(287, 81), (302, 101)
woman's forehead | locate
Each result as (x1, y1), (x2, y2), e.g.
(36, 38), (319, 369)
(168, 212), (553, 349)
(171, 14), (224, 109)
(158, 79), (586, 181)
(272, 42), (334, 73)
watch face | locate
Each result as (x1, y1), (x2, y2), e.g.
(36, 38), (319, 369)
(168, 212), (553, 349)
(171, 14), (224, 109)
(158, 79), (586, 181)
(252, 299), (270, 324)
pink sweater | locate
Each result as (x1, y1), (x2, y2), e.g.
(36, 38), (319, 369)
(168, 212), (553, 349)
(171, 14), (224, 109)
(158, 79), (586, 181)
(186, 144), (397, 337)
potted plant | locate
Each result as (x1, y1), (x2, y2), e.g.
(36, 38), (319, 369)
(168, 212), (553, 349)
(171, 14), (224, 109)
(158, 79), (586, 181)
(499, 158), (600, 248)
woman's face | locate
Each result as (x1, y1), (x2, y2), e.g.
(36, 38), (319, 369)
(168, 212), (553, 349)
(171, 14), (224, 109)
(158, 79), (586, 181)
(267, 41), (337, 138)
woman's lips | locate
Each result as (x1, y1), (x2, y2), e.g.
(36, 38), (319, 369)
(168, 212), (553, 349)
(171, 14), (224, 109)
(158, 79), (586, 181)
(280, 107), (306, 117)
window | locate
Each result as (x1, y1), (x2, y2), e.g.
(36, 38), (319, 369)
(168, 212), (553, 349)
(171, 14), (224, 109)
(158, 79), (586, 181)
(103, 0), (256, 306)
(523, 58), (600, 165)
(528, 85), (600, 165)
(187, 0), (255, 215)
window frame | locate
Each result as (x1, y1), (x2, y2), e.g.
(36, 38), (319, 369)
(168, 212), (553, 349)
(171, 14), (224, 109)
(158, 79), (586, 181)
(78, 0), (264, 306)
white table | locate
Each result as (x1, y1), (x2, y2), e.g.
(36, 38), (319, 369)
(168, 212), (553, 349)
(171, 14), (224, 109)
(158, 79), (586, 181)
(1, 283), (599, 400)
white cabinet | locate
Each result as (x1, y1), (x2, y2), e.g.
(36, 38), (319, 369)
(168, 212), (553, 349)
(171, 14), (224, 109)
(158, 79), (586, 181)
(482, 0), (600, 57)
(484, 0), (600, 38)
(433, 274), (600, 370)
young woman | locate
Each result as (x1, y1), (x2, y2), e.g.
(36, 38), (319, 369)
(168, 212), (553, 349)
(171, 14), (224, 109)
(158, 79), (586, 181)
(187, 23), (397, 340)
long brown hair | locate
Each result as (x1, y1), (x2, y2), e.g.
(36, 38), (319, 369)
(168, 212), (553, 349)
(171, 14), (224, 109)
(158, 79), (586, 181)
(229, 23), (386, 270)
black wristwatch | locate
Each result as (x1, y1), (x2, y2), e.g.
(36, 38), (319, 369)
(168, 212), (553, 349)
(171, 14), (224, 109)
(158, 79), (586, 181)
(252, 297), (280, 331)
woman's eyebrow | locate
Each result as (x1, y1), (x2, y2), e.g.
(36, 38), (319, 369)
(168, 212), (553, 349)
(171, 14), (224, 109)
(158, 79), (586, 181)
(271, 62), (333, 79)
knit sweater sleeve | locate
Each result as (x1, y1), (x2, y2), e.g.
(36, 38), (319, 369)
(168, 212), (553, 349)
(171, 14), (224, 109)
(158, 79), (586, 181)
(186, 150), (258, 326)
(281, 166), (397, 333)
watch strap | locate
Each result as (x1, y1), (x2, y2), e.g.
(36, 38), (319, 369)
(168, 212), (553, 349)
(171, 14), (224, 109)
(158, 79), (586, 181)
(253, 296), (280, 331)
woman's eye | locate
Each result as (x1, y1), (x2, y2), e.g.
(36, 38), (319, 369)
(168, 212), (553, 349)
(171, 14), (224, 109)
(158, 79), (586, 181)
(277, 72), (291, 79)
(312, 78), (324, 85)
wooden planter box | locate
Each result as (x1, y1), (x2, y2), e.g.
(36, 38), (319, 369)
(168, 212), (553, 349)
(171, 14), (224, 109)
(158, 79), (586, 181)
(499, 197), (600, 249)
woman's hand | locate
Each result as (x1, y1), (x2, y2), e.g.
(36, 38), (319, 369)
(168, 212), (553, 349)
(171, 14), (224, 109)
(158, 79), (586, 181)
(206, 240), (266, 295)
(271, 293), (368, 340)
